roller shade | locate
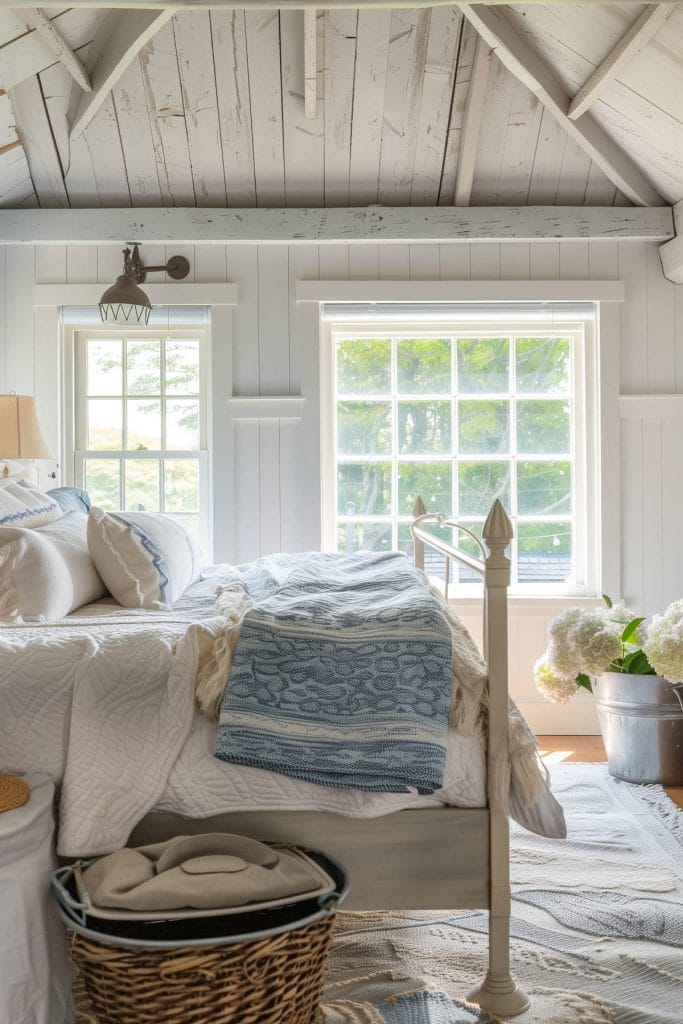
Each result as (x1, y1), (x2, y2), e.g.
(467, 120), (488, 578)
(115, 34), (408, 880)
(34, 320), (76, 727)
(321, 302), (596, 323)
(60, 306), (211, 326)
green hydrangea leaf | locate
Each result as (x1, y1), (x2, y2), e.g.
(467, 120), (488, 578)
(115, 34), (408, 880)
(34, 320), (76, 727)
(619, 649), (656, 675)
(602, 594), (613, 609)
(620, 617), (645, 644)
(576, 673), (592, 692)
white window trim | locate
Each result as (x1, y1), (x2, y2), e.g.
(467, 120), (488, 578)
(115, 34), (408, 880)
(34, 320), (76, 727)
(64, 324), (212, 559)
(39, 282), (238, 563)
(323, 315), (593, 598)
(319, 304), (620, 601)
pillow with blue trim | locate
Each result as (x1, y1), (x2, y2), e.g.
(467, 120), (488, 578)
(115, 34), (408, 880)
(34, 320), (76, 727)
(0, 480), (63, 529)
(47, 486), (91, 514)
(87, 507), (201, 609)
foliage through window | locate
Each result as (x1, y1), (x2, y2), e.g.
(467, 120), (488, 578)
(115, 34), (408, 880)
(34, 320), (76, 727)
(74, 330), (208, 551)
(325, 325), (591, 592)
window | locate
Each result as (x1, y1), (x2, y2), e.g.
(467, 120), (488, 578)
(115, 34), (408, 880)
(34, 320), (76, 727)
(73, 328), (209, 553)
(322, 320), (596, 595)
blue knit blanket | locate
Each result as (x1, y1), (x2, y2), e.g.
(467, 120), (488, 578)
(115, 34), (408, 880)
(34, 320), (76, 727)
(213, 551), (453, 793)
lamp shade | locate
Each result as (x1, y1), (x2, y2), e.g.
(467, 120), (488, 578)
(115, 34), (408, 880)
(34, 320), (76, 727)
(99, 274), (152, 325)
(0, 394), (53, 459)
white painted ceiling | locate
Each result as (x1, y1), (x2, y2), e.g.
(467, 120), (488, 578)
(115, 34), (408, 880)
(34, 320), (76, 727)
(0, 3), (681, 211)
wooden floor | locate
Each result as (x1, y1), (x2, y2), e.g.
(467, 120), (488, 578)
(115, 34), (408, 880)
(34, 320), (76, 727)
(538, 735), (683, 810)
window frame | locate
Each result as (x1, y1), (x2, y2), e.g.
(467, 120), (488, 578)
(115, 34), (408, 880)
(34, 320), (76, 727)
(321, 318), (600, 598)
(65, 325), (211, 558)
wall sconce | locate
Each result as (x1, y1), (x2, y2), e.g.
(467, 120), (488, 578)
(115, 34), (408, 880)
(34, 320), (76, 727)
(98, 244), (191, 325)
(0, 393), (53, 483)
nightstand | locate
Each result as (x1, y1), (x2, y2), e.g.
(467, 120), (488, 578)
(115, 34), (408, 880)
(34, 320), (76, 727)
(0, 774), (73, 1024)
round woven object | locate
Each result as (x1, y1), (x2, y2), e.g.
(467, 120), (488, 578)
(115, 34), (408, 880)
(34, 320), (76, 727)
(0, 775), (30, 814)
(71, 913), (335, 1024)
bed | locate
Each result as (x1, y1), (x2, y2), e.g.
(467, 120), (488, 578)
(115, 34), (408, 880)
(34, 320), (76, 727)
(0, 497), (564, 1018)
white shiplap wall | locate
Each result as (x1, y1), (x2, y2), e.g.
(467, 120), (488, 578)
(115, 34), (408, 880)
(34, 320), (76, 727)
(1, 237), (681, 733)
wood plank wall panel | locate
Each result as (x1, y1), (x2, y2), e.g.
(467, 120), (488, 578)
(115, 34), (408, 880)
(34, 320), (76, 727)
(2, 235), (682, 730)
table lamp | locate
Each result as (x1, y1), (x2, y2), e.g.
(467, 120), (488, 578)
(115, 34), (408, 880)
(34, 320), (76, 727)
(0, 394), (53, 484)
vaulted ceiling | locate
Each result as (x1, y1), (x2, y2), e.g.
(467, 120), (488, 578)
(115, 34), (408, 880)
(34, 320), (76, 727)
(0, 3), (681, 212)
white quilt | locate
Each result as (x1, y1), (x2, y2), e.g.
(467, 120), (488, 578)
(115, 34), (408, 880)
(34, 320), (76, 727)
(0, 574), (564, 858)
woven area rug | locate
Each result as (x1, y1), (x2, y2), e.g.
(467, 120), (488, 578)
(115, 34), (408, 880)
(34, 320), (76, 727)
(74, 763), (682, 1024)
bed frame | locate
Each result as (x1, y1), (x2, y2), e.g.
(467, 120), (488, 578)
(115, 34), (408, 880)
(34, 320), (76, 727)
(130, 497), (530, 1018)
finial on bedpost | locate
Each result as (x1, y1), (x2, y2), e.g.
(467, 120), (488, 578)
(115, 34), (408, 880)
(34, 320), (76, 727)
(411, 495), (427, 571)
(482, 499), (513, 584)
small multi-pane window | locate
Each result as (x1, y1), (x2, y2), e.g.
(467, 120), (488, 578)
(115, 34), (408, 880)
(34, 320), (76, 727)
(74, 329), (208, 552)
(324, 324), (592, 593)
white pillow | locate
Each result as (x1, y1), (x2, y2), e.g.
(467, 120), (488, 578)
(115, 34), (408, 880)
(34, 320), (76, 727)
(87, 508), (201, 609)
(0, 480), (63, 529)
(0, 512), (106, 623)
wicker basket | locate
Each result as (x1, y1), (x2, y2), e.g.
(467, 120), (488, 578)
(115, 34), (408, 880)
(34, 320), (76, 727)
(71, 914), (335, 1024)
(57, 846), (347, 1024)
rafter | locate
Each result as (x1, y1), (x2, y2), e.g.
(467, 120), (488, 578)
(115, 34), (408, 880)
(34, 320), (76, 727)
(454, 34), (492, 207)
(659, 200), (683, 284)
(568, 5), (672, 120)
(20, 9), (92, 93)
(70, 9), (173, 139)
(8, 77), (69, 207)
(458, 4), (662, 207)
(304, 9), (317, 120)
(0, 9), (102, 92)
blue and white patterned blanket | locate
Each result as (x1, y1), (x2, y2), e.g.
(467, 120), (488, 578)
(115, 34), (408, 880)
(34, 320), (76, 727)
(213, 551), (453, 793)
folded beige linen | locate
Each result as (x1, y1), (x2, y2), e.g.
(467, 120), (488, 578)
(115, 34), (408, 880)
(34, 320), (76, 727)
(80, 833), (329, 913)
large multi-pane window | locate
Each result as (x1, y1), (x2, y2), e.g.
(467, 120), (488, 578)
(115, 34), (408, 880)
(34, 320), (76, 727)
(74, 329), (208, 552)
(323, 322), (594, 594)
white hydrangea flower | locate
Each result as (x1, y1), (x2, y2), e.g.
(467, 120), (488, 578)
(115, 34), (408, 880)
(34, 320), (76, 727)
(572, 614), (622, 675)
(643, 600), (683, 682)
(547, 608), (587, 675)
(548, 607), (621, 676)
(533, 655), (578, 705)
(601, 602), (647, 645)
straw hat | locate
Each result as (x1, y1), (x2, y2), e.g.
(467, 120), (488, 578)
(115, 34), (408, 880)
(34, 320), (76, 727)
(0, 775), (30, 813)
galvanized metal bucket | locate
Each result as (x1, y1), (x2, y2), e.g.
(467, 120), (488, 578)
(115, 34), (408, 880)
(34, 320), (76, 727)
(593, 673), (683, 786)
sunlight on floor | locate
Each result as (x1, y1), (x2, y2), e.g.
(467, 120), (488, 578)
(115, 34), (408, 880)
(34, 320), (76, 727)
(539, 749), (575, 765)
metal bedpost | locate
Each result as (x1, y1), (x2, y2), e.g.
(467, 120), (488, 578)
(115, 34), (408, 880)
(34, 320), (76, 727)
(467, 499), (530, 1018)
(411, 495), (427, 570)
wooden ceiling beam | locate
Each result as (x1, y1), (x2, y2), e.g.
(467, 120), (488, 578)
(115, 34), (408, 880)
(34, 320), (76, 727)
(70, 9), (174, 139)
(0, 205), (673, 244)
(20, 9), (92, 93)
(454, 34), (492, 207)
(1, 1), (676, 8)
(8, 77), (69, 207)
(0, 10), (102, 92)
(659, 200), (683, 284)
(568, 5), (672, 120)
(458, 4), (663, 207)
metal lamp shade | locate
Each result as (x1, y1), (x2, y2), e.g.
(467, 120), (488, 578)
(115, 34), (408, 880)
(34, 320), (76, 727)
(0, 394), (52, 459)
(99, 274), (152, 325)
